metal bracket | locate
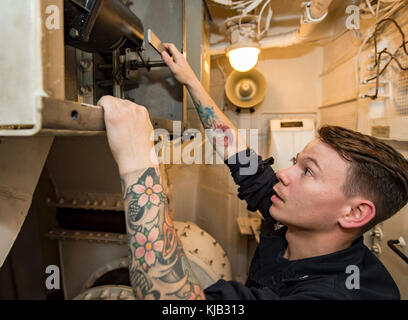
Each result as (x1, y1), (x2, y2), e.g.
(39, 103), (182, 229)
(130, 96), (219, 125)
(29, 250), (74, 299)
(40, 96), (187, 135)
(388, 238), (408, 264)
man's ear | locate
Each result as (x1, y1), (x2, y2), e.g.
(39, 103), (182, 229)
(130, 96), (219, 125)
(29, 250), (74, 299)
(338, 199), (376, 229)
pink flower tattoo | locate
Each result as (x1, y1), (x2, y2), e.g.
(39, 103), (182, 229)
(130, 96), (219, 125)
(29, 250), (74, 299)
(131, 175), (163, 208)
(134, 226), (164, 270)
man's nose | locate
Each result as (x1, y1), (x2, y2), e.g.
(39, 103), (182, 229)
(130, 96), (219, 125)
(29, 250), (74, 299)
(276, 167), (291, 186)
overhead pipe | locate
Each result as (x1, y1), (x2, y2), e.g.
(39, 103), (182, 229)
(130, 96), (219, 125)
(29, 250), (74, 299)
(209, 0), (334, 55)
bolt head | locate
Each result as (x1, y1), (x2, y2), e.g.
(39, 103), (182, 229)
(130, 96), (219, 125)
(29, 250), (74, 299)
(69, 28), (80, 39)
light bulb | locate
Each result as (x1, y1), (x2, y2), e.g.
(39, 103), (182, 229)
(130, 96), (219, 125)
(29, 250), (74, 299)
(227, 47), (260, 72)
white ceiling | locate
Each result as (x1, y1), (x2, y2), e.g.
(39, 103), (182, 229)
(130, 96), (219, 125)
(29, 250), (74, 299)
(206, 0), (348, 44)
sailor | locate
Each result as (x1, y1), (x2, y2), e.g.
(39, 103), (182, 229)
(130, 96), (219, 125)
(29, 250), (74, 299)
(98, 42), (408, 300)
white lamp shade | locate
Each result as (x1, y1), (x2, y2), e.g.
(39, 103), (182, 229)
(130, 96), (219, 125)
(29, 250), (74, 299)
(227, 47), (260, 72)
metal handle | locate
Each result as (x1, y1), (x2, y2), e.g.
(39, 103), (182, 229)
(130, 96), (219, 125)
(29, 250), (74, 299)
(387, 239), (408, 264)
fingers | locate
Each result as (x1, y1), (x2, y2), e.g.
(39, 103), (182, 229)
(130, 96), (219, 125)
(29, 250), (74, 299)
(163, 42), (179, 55)
(163, 43), (183, 63)
(161, 50), (176, 69)
(97, 95), (114, 107)
(98, 95), (148, 121)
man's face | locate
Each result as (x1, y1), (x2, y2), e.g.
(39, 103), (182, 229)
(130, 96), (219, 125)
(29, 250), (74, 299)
(269, 139), (351, 232)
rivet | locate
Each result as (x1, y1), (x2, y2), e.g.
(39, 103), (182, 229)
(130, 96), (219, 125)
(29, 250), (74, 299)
(99, 290), (109, 299)
(80, 60), (91, 70)
(69, 28), (80, 39)
(80, 86), (91, 95)
(119, 290), (127, 300)
(84, 293), (92, 300)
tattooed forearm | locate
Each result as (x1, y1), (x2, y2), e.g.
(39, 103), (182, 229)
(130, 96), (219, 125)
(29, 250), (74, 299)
(186, 80), (247, 160)
(196, 101), (236, 150)
(122, 167), (205, 300)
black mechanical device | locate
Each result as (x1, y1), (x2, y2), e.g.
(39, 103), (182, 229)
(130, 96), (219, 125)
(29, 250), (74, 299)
(63, 0), (170, 104)
(64, 0), (144, 52)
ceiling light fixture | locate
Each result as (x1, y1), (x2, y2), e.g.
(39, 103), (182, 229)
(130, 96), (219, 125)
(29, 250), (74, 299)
(227, 45), (260, 72)
(223, 16), (262, 72)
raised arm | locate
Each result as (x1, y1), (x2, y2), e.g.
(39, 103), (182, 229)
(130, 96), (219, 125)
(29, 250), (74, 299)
(98, 95), (205, 300)
(162, 43), (247, 161)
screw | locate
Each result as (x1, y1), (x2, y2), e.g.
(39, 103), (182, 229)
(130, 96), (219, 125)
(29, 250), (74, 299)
(69, 28), (80, 39)
(80, 60), (91, 70)
(80, 86), (91, 95)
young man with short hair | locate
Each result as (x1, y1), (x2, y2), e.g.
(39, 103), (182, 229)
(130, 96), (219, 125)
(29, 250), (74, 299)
(98, 43), (408, 300)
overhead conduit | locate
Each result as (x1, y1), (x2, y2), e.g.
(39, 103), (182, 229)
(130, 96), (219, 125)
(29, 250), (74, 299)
(210, 0), (334, 55)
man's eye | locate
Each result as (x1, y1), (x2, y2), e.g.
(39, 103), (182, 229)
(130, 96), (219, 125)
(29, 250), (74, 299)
(304, 168), (312, 176)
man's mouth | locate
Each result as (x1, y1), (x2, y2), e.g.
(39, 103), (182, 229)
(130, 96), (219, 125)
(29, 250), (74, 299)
(271, 187), (285, 203)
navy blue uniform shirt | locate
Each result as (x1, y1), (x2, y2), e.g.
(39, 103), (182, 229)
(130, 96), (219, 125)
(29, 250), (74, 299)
(204, 149), (400, 300)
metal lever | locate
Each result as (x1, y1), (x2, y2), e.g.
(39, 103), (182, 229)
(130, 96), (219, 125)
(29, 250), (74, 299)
(387, 238), (408, 264)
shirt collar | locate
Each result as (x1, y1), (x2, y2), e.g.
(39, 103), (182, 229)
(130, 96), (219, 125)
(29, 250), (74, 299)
(259, 233), (366, 280)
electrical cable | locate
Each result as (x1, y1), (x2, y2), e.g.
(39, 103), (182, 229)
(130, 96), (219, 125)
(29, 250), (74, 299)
(365, 0), (376, 16)
(257, 0), (271, 37)
(363, 18), (408, 99)
(376, 0), (381, 18)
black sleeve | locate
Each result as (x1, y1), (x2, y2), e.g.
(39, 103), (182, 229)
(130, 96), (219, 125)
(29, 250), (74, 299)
(204, 280), (280, 300)
(204, 279), (350, 300)
(225, 148), (279, 220)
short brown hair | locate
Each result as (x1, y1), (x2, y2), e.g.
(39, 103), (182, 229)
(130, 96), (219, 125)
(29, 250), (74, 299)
(318, 125), (408, 234)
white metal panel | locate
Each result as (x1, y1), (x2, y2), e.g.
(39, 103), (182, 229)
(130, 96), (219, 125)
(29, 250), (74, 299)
(268, 118), (315, 171)
(0, 0), (44, 135)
